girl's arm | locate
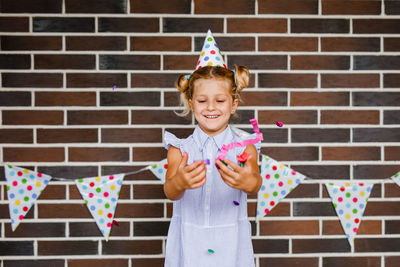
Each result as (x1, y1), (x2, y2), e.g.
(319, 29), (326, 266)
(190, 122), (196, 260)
(163, 146), (207, 200)
(216, 144), (262, 194)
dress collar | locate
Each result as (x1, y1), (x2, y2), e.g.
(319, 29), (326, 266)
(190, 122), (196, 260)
(193, 125), (233, 152)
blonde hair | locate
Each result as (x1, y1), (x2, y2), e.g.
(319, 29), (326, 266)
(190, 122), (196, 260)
(175, 65), (249, 117)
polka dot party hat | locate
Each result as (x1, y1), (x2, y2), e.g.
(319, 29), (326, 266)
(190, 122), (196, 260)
(75, 174), (124, 241)
(4, 165), (52, 231)
(196, 29), (226, 70)
(390, 171), (400, 187)
(149, 158), (168, 182)
(325, 182), (373, 248)
(257, 156), (306, 221)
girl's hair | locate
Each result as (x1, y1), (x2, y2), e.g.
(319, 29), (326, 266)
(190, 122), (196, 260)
(175, 65), (249, 117)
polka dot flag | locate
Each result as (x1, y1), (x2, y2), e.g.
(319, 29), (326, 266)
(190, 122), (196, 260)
(390, 171), (400, 187)
(257, 156), (306, 221)
(325, 182), (373, 248)
(149, 158), (168, 182)
(4, 165), (52, 231)
(196, 29), (226, 70)
(75, 174), (124, 241)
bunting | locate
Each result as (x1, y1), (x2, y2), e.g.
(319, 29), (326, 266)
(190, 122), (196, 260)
(75, 174), (124, 241)
(4, 165), (52, 231)
(256, 155), (306, 220)
(325, 182), (373, 247)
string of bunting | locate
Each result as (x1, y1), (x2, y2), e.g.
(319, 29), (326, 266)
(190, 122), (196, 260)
(2, 136), (400, 246)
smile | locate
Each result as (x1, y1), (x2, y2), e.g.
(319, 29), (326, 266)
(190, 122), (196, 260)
(204, 115), (220, 119)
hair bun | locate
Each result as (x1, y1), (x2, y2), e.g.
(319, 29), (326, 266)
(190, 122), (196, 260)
(234, 65), (249, 92)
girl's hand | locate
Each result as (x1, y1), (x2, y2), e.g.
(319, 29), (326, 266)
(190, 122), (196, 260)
(215, 145), (261, 194)
(175, 152), (207, 190)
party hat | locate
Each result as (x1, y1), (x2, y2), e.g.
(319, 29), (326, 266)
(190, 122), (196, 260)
(196, 29), (227, 70)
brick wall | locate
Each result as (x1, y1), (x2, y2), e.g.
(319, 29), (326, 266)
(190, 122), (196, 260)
(1, 0), (400, 266)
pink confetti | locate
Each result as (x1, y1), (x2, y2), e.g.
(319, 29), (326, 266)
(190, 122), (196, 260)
(217, 119), (263, 161)
(276, 121), (283, 127)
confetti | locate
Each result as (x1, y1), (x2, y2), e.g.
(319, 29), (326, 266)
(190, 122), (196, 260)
(276, 121), (283, 127)
(233, 201), (240, 206)
(112, 220), (119, 227)
(203, 159), (210, 165)
(237, 152), (248, 167)
(112, 85), (116, 90)
(208, 249), (215, 254)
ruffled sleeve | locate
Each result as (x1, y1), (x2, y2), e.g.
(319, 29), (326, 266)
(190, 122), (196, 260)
(232, 131), (262, 155)
(164, 131), (182, 151)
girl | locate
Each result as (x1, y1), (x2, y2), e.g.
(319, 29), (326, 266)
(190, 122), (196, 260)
(163, 62), (262, 266)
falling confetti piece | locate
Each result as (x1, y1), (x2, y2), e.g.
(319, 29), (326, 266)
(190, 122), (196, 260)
(276, 121), (283, 127)
(112, 220), (119, 227)
(208, 249), (215, 254)
(112, 85), (116, 90)
(233, 201), (240, 206)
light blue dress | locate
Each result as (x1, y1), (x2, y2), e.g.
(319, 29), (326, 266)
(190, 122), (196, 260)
(164, 125), (259, 267)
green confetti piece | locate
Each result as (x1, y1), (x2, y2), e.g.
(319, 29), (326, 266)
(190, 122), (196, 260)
(208, 249), (214, 254)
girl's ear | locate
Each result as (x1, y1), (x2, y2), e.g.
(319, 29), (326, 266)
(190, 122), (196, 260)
(231, 98), (239, 114)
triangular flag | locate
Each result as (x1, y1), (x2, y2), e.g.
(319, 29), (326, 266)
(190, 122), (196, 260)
(4, 164), (52, 231)
(149, 158), (168, 182)
(75, 174), (124, 241)
(196, 29), (226, 70)
(257, 156), (306, 220)
(390, 171), (400, 187)
(325, 182), (373, 247)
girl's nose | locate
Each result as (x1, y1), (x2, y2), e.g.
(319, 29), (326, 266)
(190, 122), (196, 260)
(207, 102), (216, 110)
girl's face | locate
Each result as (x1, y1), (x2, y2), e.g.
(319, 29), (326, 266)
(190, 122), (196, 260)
(189, 78), (239, 137)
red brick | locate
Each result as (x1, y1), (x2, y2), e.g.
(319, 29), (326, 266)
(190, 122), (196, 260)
(65, 0), (126, 13)
(261, 146), (318, 161)
(364, 201), (400, 216)
(132, 147), (167, 161)
(385, 38), (400, 51)
(37, 128), (98, 143)
(164, 55), (198, 70)
(259, 0), (318, 14)
(39, 204), (91, 218)
(67, 110), (128, 125)
(35, 92), (96, 106)
(195, 0), (254, 14)
(132, 110), (192, 125)
(322, 146), (380, 161)
(324, 257), (381, 267)
(260, 220), (319, 235)
(291, 19), (349, 33)
(322, 37), (380, 52)
(321, 73), (380, 88)
(38, 185), (66, 200)
(66, 36), (126, 51)
(131, 73), (178, 88)
(115, 203), (163, 218)
(323, 220), (381, 235)
(0, 129), (33, 143)
(102, 240), (162, 254)
(259, 37), (317, 51)
(69, 147), (129, 162)
(99, 17), (159, 33)
(35, 55), (95, 69)
(1, 36), (62, 50)
(387, 256), (400, 267)
(258, 110), (317, 124)
(68, 259), (128, 267)
(1, 0), (62, 13)
(384, 74), (400, 87)
(227, 18), (286, 33)
(229, 55), (287, 70)
(2, 73), (63, 88)
(385, 146), (400, 160)
(3, 147), (64, 162)
(322, 0), (381, 14)
(131, 259), (164, 267)
(291, 92), (349, 106)
(130, 0), (190, 13)
(291, 55), (350, 70)
(5, 222), (65, 237)
(321, 110), (379, 124)
(0, 17), (29, 32)
(131, 36), (191, 51)
(241, 91), (287, 106)
(133, 185), (165, 199)
(354, 19), (400, 34)
(260, 258), (318, 267)
(258, 73), (317, 88)
(293, 239), (350, 253)
(102, 128), (162, 143)
(38, 241), (97, 255)
(67, 73), (127, 88)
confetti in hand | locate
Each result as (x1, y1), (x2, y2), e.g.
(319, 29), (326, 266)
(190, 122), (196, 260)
(276, 121), (283, 127)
